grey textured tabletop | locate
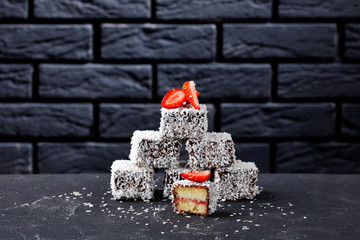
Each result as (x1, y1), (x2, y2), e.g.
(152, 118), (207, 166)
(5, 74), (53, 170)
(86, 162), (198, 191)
(0, 174), (359, 240)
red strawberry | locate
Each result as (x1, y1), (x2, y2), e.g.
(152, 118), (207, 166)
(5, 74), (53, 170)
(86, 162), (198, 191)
(185, 91), (200, 104)
(161, 88), (186, 109)
(182, 81), (200, 110)
(181, 170), (211, 183)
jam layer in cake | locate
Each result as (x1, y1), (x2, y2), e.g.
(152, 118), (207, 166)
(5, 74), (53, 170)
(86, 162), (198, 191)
(171, 180), (218, 216)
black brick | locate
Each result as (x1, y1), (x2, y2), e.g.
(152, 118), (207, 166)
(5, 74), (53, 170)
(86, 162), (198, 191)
(101, 24), (215, 60)
(342, 104), (360, 137)
(279, 0), (360, 19)
(0, 25), (92, 60)
(34, 0), (150, 19)
(39, 64), (152, 99)
(99, 104), (161, 138)
(157, 0), (271, 20)
(223, 24), (336, 60)
(234, 143), (270, 173)
(345, 24), (360, 59)
(278, 64), (360, 99)
(221, 103), (335, 138)
(0, 64), (33, 99)
(158, 64), (271, 100)
(38, 142), (130, 173)
(0, 104), (93, 138)
(0, 0), (28, 19)
(0, 143), (32, 174)
(277, 142), (360, 173)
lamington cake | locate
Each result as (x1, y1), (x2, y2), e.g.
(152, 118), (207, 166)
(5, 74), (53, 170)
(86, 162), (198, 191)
(163, 162), (191, 198)
(160, 104), (208, 139)
(129, 130), (182, 168)
(186, 132), (236, 170)
(111, 160), (154, 201)
(172, 180), (218, 216)
(214, 161), (259, 200)
(110, 80), (261, 214)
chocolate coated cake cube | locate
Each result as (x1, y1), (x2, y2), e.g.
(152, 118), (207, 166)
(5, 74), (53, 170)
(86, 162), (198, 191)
(160, 104), (208, 139)
(111, 160), (154, 201)
(186, 132), (235, 170)
(129, 130), (182, 168)
(214, 161), (259, 200)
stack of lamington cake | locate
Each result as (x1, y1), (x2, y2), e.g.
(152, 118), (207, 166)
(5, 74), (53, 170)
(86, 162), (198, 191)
(111, 83), (260, 216)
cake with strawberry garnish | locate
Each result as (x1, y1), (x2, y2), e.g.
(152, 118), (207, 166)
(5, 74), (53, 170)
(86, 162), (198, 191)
(171, 171), (218, 216)
(111, 160), (154, 201)
(160, 81), (207, 139)
(214, 161), (259, 200)
(110, 79), (260, 213)
(186, 132), (236, 171)
(129, 130), (182, 168)
(160, 103), (208, 139)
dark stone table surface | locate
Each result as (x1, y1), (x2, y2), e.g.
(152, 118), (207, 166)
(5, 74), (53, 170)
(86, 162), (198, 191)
(0, 174), (359, 240)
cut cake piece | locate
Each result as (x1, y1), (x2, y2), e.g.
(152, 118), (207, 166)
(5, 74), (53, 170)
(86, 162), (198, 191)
(160, 104), (208, 139)
(111, 160), (154, 201)
(163, 161), (191, 198)
(129, 130), (182, 168)
(172, 180), (218, 216)
(186, 132), (236, 170)
(214, 161), (259, 200)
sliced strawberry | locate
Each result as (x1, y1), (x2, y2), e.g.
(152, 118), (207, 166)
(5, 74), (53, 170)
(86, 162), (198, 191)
(161, 88), (186, 109)
(185, 91), (200, 104)
(181, 170), (211, 183)
(182, 81), (200, 110)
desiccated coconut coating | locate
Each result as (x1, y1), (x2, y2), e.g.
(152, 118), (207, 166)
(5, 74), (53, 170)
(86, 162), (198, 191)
(163, 162), (191, 198)
(129, 130), (182, 168)
(159, 104), (208, 139)
(111, 160), (154, 201)
(186, 132), (236, 170)
(214, 161), (260, 200)
(171, 180), (219, 215)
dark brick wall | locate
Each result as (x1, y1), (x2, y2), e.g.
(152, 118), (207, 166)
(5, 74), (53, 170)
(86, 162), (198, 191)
(0, 0), (359, 174)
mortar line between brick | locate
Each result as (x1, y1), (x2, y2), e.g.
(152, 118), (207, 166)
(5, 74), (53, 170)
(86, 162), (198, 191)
(32, 142), (39, 174)
(151, 0), (156, 20)
(1, 19), (360, 25)
(2, 137), (360, 143)
(0, 59), (344, 64)
(271, 0), (279, 22)
(28, 0), (34, 19)
(2, 99), (360, 104)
